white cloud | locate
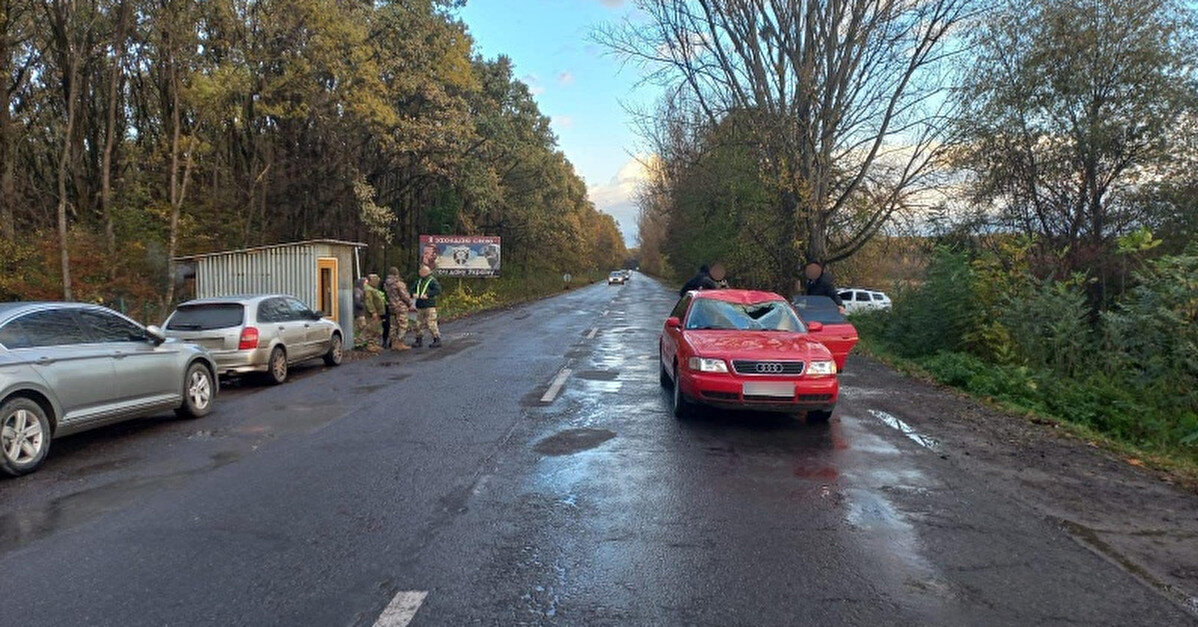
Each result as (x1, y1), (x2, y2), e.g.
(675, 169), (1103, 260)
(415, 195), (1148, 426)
(588, 155), (653, 244)
(551, 115), (575, 129)
(597, 0), (626, 7)
(521, 73), (545, 96)
(557, 70), (575, 86)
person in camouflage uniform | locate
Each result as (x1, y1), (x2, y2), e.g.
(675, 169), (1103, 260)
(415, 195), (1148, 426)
(361, 273), (386, 353)
(384, 266), (414, 351)
(411, 265), (442, 348)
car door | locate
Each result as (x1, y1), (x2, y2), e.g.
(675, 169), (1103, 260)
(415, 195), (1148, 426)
(76, 308), (181, 407)
(661, 294), (692, 376)
(0, 309), (120, 426)
(258, 298), (306, 361)
(285, 298), (323, 359)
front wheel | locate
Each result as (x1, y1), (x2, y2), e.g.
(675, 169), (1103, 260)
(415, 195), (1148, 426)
(0, 398), (52, 476)
(323, 333), (344, 366)
(672, 367), (692, 420)
(659, 348), (671, 388)
(266, 346), (288, 385)
(177, 363), (215, 419)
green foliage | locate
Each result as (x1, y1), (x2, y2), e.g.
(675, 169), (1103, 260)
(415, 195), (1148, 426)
(861, 243), (1198, 462)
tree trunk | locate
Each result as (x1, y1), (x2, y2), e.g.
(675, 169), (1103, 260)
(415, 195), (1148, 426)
(57, 38), (81, 301)
(100, 0), (131, 256)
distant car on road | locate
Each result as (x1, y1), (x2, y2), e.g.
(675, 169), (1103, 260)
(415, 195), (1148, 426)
(792, 295), (859, 372)
(0, 302), (217, 476)
(608, 271), (627, 285)
(163, 294), (342, 385)
(838, 288), (892, 313)
(659, 289), (840, 422)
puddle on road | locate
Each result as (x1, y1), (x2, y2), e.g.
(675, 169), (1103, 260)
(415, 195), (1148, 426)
(869, 410), (941, 451)
(575, 370), (620, 381)
(354, 384), (388, 393)
(534, 429), (616, 456)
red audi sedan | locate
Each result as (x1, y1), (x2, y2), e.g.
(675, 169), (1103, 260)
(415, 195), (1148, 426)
(659, 289), (839, 422)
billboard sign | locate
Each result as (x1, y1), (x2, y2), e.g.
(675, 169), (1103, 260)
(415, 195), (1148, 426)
(418, 235), (502, 278)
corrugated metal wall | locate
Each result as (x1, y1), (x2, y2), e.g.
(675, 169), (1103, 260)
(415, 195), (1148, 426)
(195, 244), (318, 308)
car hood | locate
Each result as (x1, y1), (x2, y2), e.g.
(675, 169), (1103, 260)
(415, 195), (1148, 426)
(682, 330), (833, 361)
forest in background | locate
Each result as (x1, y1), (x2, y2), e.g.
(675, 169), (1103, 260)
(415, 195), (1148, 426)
(611, 0), (1197, 465)
(0, 0), (627, 314)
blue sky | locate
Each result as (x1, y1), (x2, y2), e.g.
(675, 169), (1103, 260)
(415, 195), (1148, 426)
(455, 0), (657, 245)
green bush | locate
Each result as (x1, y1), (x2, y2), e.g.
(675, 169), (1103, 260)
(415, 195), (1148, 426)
(857, 243), (1198, 462)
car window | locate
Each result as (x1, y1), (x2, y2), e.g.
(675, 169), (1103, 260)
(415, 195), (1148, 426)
(872, 293), (886, 301)
(684, 299), (802, 332)
(167, 303), (245, 331)
(285, 298), (313, 320)
(77, 309), (145, 343)
(855, 292), (870, 301)
(257, 298), (289, 323)
(0, 309), (91, 349)
(792, 296), (847, 324)
(670, 294), (692, 320)
(838, 291), (852, 301)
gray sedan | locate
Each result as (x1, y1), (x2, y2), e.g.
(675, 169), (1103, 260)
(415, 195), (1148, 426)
(0, 302), (218, 476)
(162, 294), (343, 384)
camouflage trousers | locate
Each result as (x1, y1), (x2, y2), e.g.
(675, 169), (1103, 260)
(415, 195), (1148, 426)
(388, 307), (411, 349)
(358, 315), (382, 350)
(416, 307), (440, 339)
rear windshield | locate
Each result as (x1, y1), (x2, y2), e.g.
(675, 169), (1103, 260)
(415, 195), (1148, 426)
(167, 304), (245, 331)
(792, 296), (847, 324)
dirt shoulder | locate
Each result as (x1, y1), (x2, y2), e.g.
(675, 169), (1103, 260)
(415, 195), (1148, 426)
(850, 355), (1198, 617)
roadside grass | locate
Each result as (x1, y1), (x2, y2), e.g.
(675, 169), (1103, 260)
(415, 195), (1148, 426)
(853, 315), (1198, 488)
(435, 270), (607, 321)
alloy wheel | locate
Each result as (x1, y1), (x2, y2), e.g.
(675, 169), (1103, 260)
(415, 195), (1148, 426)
(2, 408), (44, 465)
(188, 370), (212, 410)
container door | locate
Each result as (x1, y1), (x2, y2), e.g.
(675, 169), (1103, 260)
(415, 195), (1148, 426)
(317, 258), (338, 323)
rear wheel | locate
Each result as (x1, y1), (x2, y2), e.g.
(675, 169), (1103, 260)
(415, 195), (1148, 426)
(672, 364), (692, 420)
(266, 346), (288, 385)
(807, 409), (833, 424)
(177, 363), (215, 419)
(0, 398), (51, 476)
(323, 333), (344, 366)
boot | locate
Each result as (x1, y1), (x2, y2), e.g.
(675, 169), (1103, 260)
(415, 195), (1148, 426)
(391, 342), (411, 352)
(430, 336), (442, 348)
(412, 335), (423, 348)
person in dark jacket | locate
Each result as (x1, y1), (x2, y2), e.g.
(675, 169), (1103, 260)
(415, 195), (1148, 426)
(804, 261), (846, 314)
(411, 265), (442, 348)
(679, 264), (718, 296)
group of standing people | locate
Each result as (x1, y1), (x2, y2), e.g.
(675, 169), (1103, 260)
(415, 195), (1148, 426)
(679, 260), (847, 316)
(354, 265), (443, 353)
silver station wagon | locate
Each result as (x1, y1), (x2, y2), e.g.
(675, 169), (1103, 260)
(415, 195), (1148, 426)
(0, 302), (218, 476)
(163, 294), (343, 384)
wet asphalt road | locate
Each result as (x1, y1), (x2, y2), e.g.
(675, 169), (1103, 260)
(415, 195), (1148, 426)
(1, 275), (1193, 625)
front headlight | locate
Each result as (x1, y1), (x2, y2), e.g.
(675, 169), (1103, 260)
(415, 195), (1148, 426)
(688, 357), (729, 373)
(807, 360), (837, 375)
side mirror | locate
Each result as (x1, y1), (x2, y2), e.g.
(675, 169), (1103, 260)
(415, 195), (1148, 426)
(311, 310), (325, 320)
(145, 325), (167, 345)
(806, 321), (824, 333)
(666, 316), (682, 329)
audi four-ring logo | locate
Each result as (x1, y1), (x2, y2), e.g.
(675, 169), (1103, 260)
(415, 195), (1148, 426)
(755, 363), (785, 374)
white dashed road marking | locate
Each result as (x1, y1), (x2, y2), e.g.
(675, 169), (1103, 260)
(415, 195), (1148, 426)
(373, 591), (427, 627)
(540, 368), (573, 403)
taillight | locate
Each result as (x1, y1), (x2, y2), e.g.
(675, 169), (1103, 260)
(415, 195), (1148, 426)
(238, 327), (260, 350)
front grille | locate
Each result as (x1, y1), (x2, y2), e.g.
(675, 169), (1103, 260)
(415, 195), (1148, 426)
(701, 391), (739, 401)
(798, 394), (834, 402)
(731, 360), (805, 376)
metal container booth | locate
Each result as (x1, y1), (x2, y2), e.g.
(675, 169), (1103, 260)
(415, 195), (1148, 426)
(175, 240), (364, 346)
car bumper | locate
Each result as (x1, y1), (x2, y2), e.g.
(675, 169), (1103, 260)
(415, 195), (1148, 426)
(208, 348), (272, 376)
(680, 371), (838, 413)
